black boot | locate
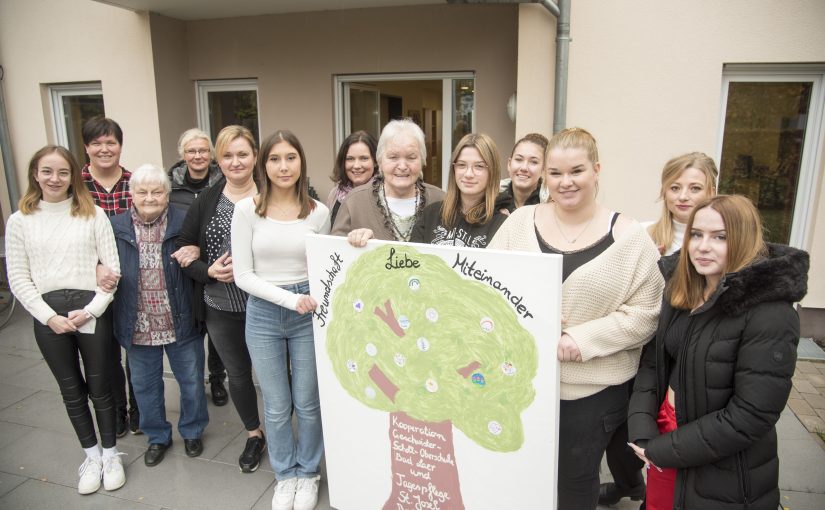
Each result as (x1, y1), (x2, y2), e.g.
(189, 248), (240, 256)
(598, 482), (645, 506)
(210, 378), (228, 406)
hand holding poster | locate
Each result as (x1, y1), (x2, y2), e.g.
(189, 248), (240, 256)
(308, 236), (562, 510)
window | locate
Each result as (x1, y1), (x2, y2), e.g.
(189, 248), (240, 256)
(717, 64), (825, 247)
(49, 83), (105, 165)
(335, 72), (475, 189)
(196, 79), (259, 144)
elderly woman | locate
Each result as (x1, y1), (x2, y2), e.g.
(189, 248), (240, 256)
(168, 127), (228, 407)
(325, 130), (378, 225)
(110, 164), (208, 467)
(331, 119), (445, 244)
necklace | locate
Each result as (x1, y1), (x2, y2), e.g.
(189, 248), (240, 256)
(272, 200), (298, 216)
(379, 180), (422, 241)
(553, 206), (596, 244)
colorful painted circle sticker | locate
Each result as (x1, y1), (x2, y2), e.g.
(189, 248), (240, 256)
(471, 373), (486, 387)
(346, 359), (357, 373)
(408, 277), (421, 291)
(488, 421), (502, 435)
(365, 386), (376, 399)
(425, 378), (439, 393)
(417, 337), (430, 352)
(353, 299), (364, 312)
(394, 353), (406, 367)
(398, 315), (410, 330)
(426, 308), (439, 322)
(501, 362), (517, 376)
(365, 343), (377, 357)
(480, 317), (494, 333)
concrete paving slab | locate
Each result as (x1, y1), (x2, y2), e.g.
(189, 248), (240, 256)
(0, 478), (162, 510)
(0, 352), (43, 377)
(801, 392), (825, 410)
(0, 471), (27, 498)
(0, 382), (39, 411)
(0, 389), (75, 434)
(779, 489), (825, 510)
(788, 397), (816, 416)
(0, 359), (61, 393)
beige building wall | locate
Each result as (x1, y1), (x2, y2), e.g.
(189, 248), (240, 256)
(515, 4), (556, 139)
(565, 0), (825, 307)
(184, 4), (518, 197)
(0, 0), (163, 193)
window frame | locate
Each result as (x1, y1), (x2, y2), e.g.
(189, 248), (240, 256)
(716, 63), (825, 249)
(195, 78), (260, 142)
(48, 82), (104, 150)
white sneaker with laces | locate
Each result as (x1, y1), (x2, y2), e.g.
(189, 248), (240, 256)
(293, 476), (320, 510)
(102, 453), (127, 491)
(272, 477), (298, 510)
(77, 456), (103, 495)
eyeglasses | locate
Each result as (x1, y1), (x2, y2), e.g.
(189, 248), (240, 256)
(184, 148), (210, 156)
(453, 162), (488, 174)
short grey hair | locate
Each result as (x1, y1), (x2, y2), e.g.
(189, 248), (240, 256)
(129, 164), (172, 193)
(376, 118), (427, 168)
(177, 128), (214, 158)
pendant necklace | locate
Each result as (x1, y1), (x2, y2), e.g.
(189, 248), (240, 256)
(553, 206), (596, 244)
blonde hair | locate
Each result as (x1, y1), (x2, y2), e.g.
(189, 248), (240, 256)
(177, 128), (214, 159)
(648, 152), (718, 250)
(441, 133), (501, 226)
(546, 127), (599, 165)
(214, 125), (256, 165)
(668, 195), (767, 310)
(19, 145), (95, 218)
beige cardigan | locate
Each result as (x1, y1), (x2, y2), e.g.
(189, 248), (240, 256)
(489, 205), (664, 400)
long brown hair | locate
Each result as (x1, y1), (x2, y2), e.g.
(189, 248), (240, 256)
(255, 130), (316, 219)
(330, 130), (377, 186)
(19, 145), (95, 218)
(441, 133), (501, 226)
(648, 152), (718, 249)
(668, 195), (767, 310)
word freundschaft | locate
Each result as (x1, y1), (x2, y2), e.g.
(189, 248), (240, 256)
(452, 254), (534, 319)
(314, 252), (343, 327)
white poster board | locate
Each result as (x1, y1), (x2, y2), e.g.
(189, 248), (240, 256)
(307, 236), (562, 510)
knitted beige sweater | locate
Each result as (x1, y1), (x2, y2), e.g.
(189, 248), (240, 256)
(489, 205), (664, 400)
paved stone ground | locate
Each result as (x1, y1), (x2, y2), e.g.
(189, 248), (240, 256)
(0, 304), (823, 509)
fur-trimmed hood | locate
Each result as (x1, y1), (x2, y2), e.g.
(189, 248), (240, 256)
(660, 243), (809, 317)
(168, 160), (223, 189)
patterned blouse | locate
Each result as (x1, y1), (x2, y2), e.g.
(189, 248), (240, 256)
(131, 208), (175, 346)
(203, 194), (248, 312)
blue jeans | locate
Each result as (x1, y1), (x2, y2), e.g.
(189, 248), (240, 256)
(128, 339), (209, 445)
(245, 283), (324, 480)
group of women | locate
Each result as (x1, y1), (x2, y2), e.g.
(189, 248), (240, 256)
(6, 116), (808, 510)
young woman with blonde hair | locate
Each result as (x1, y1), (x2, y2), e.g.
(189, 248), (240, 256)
(629, 195), (808, 510)
(6, 146), (125, 494)
(411, 133), (506, 247)
(490, 127), (664, 509)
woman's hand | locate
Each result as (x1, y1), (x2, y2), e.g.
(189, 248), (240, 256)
(47, 314), (77, 334)
(296, 295), (318, 315)
(96, 264), (120, 292)
(347, 228), (374, 247)
(207, 252), (234, 283)
(557, 333), (582, 362)
(172, 245), (201, 268)
(627, 442), (662, 472)
(67, 310), (91, 328)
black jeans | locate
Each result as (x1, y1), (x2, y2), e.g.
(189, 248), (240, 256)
(104, 305), (137, 416)
(558, 381), (632, 510)
(204, 306), (260, 431)
(206, 334), (226, 383)
(34, 290), (116, 448)
(605, 377), (645, 490)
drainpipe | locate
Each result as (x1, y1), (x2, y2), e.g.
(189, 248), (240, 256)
(447, 0), (570, 133)
(0, 66), (20, 212)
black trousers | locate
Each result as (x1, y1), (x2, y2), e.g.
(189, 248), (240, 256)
(206, 334), (226, 382)
(204, 307), (260, 431)
(558, 381), (633, 510)
(605, 377), (645, 490)
(103, 307), (136, 416)
(34, 290), (116, 449)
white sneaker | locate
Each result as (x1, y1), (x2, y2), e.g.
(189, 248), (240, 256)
(272, 477), (298, 510)
(77, 456), (102, 495)
(293, 476), (320, 510)
(102, 453), (126, 491)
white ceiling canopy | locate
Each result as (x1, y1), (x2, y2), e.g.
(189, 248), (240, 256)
(93, 0), (446, 21)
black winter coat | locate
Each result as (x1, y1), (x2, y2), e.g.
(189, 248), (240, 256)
(628, 243), (808, 510)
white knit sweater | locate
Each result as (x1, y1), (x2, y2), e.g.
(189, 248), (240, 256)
(489, 205), (664, 400)
(5, 199), (120, 325)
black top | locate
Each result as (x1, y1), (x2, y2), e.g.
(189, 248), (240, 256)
(494, 179), (542, 213)
(410, 201), (506, 248)
(537, 212), (619, 282)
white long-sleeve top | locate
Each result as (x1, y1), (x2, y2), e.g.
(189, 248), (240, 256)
(231, 196), (330, 310)
(5, 199), (120, 324)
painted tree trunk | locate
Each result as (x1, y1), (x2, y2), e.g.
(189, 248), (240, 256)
(383, 411), (465, 510)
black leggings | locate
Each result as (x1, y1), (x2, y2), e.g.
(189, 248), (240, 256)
(558, 381), (632, 510)
(34, 290), (116, 449)
(204, 306), (260, 431)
